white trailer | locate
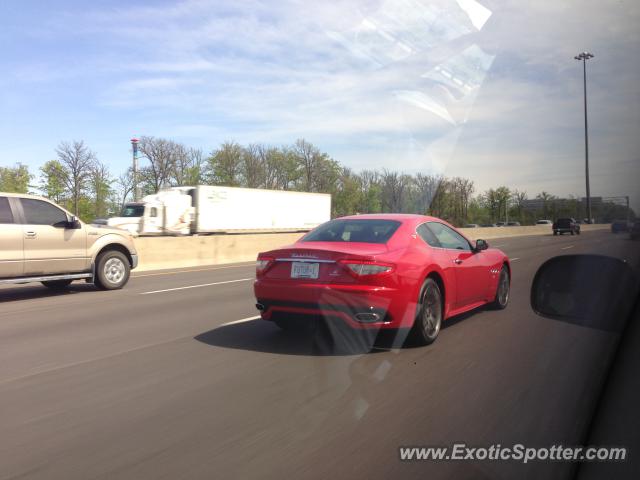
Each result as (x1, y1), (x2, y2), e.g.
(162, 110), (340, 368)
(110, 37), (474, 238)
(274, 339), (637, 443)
(101, 186), (331, 236)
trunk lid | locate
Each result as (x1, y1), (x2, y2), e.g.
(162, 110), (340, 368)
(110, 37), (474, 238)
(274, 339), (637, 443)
(260, 242), (390, 283)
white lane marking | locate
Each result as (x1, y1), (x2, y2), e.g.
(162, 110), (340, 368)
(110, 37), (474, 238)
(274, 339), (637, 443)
(561, 245), (575, 250)
(139, 278), (253, 295)
(493, 244), (507, 248)
(220, 315), (260, 326)
(133, 263), (255, 278)
(510, 257), (520, 261)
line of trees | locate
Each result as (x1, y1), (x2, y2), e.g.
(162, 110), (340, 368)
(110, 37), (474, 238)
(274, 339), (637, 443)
(0, 136), (633, 225)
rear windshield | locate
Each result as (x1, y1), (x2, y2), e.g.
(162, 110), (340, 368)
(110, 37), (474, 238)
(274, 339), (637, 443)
(302, 219), (401, 244)
(557, 218), (573, 225)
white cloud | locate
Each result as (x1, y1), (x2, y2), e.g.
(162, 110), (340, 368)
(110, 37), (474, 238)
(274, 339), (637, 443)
(3, 0), (639, 207)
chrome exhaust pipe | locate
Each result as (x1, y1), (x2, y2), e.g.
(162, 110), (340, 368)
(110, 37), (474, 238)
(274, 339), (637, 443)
(255, 303), (265, 311)
(354, 312), (380, 323)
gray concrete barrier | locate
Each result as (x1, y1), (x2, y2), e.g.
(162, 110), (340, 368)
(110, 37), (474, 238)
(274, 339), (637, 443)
(459, 223), (607, 241)
(134, 232), (304, 271)
(133, 224), (609, 271)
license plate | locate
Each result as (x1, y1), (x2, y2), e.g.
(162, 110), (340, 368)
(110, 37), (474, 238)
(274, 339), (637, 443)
(291, 262), (319, 279)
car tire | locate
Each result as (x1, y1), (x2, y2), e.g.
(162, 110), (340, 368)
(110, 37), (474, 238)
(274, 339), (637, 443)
(570, 230), (575, 235)
(553, 231), (558, 236)
(94, 250), (130, 290)
(489, 265), (510, 310)
(409, 278), (443, 346)
(41, 279), (73, 290)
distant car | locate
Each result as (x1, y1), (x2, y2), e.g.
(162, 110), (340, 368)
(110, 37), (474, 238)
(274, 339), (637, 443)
(254, 214), (511, 346)
(481, 223), (497, 227)
(496, 222), (506, 227)
(506, 221), (521, 226)
(611, 220), (630, 233)
(464, 223), (479, 228)
(553, 218), (580, 236)
(536, 219), (553, 225)
(630, 221), (640, 240)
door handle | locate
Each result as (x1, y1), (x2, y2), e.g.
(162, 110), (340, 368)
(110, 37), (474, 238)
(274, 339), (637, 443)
(453, 259), (463, 264)
(25, 231), (37, 238)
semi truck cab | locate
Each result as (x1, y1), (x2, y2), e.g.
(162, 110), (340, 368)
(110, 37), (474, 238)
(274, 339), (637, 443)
(104, 190), (194, 236)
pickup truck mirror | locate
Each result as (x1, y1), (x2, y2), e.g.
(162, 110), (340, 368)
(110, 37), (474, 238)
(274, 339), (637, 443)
(531, 254), (636, 332)
(66, 215), (82, 229)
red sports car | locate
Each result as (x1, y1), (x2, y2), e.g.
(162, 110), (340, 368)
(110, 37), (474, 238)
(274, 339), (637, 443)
(254, 214), (510, 345)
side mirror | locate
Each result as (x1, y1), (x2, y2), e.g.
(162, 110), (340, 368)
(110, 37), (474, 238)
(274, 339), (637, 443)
(67, 216), (82, 229)
(531, 254), (637, 332)
(474, 239), (489, 252)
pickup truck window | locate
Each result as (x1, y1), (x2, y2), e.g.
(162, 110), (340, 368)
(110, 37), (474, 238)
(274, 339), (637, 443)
(21, 198), (68, 226)
(0, 197), (14, 224)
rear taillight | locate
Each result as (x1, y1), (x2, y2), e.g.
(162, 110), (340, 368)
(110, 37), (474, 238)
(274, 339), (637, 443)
(339, 260), (394, 277)
(256, 257), (274, 275)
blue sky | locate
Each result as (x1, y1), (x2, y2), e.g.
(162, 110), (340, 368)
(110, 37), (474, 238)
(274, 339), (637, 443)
(1, 0), (639, 208)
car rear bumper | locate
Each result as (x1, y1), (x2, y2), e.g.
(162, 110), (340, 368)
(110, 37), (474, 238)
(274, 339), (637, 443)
(254, 279), (415, 329)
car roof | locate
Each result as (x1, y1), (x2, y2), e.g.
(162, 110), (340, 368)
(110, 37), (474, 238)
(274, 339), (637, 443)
(0, 191), (49, 201)
(336, 213), (439, 223)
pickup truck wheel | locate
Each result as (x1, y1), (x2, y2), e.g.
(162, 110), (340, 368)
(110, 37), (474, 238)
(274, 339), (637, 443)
(42, 279), (73, 290)
(95, 251), (130, 290)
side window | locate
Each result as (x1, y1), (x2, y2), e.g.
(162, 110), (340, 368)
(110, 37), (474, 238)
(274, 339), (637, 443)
(150, 207), (158, 218)
(21, 199), (68, 226)
(416, 223), (440, 247)
(0, 197), (14, 224)
(427, 222), (471, 251)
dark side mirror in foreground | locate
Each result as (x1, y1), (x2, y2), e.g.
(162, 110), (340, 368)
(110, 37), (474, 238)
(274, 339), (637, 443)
(474, 239), (488, 252)
(67, 215), (81, 229)
(531, 255), (637, 333)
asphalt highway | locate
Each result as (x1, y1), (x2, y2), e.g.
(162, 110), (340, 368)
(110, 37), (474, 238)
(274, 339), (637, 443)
(1, 230), (638, 480)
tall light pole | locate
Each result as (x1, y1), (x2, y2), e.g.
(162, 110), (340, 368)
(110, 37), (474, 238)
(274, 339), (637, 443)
(574, 51), (594, 223)
(131, 138), (140, 201)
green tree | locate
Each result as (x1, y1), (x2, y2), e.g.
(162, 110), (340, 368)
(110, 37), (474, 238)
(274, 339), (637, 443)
(206, 141), (243, 186)
(172, 147), (204, 187)
(511, 190), (528, 223)
(40, 160), (67, 203)
(0, 163), (32, 193)
(536, 191), (556, 219)
(90, 161), (113, 219)
(55, 140), (96, 215)
(241, 144), (267, 188)
(494, 186), (511, 223)
(269, 146), (301, 190)
(332, 167), (362, 216)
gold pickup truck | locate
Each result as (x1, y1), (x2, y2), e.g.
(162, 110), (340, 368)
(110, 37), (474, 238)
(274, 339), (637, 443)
(0, 192), (137, 290)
